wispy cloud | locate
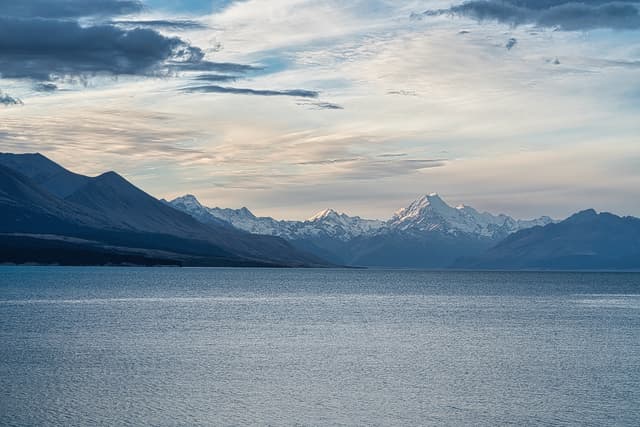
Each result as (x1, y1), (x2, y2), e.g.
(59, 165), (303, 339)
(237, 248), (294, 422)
(171, 61), (262, 73)
(112, 19), (208, 30)
(296, 158), (360, 165)
(296, 101), (344, 110)
(192, 74), (239, 82)
(182, 85), (319, 97)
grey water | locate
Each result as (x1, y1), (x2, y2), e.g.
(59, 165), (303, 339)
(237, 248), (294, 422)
(1, 267), (639, 426)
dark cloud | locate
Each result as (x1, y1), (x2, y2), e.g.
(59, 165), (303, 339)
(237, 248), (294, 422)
(193, 74), (239, 82)
(0, 0), (143, 18)
(172, 61), (262, 73)
(419, 1), (640, 31)
(311, 102), (343, 110)
(501, 0), (636, 11)
(34, 83), (58, 91)
(0, 1), (255, 85)
(0, 17), (204, 80)
(0, 91), (23, 105)
(506, 37), (518, 49)
(112, 19), (208, 30)
(297, 101), (344, 110)
(183, 85), (319, 98)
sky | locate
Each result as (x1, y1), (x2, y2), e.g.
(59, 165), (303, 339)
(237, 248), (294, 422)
(1, 0), (639, 220)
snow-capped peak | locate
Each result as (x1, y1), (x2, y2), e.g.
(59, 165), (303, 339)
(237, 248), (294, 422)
(389, 194), (552, 238)
(307, 208), (340, 222)
(236, 207), (256, 219)
(392, 193), (450, 221)
(170, 194), (204, 210)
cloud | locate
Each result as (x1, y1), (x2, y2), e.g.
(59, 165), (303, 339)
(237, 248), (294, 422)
(0, 17), (205, 80)
(112, 19), (208, 30)
(0, 1), (255, 84)
(334, 158), (446, 180)
(297, 157), (446, 179)
(296, 158), (360, 165)
(506, 37), (518, 50)
(144, 0), (225, 14)
(182, 85), (319, 97)
(0, 107), (208, 166)
(387, 90), (418, 96)
(34, 83), (58, 92)
(420, 1), (640, 31)
(171, 61), (262, 73)
(296, 101), (344, 110)
(0, 0), (143, 18)
(192, 74), (239, 82)
(378, 153), (408, 158)
(0, 91), (23, 105)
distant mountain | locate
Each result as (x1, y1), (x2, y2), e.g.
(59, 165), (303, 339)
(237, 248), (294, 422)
(169, 194), (383, 242)
(457, 209), (640, 270)
(169, 193), (553, 268)
(0, 153), (327, 267)
(10, 152), (633, 270)
(388, 194), (552, 239)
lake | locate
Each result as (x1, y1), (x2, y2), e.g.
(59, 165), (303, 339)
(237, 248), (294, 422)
(1, 267), (639, 426)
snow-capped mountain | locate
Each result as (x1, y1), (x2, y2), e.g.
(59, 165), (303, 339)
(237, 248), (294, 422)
(168, 195), (383, 241)
(303, 208), (385, 239)
(168, 193), (556, 267)
(389, 193), (552, 238)
(169, 193), (552, 242)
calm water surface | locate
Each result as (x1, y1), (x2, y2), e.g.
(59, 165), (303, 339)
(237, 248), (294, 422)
(1, 267), (639, 426)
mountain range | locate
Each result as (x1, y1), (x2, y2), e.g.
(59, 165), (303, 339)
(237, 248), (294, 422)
(1, 152), (639, 269)
(0, 153), (326, 267)
(168, 193), (554, 268)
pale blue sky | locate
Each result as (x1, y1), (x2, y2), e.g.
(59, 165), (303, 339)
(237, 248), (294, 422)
(1, 0), (639, 220)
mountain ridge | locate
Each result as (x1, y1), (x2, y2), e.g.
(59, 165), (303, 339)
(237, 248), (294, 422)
(169, 193), (553, 242)
(4, 152), (638, 270)
(456, 210), (640, 270)
(168, 193), (555, 268)
(0, 153), (328, 267)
